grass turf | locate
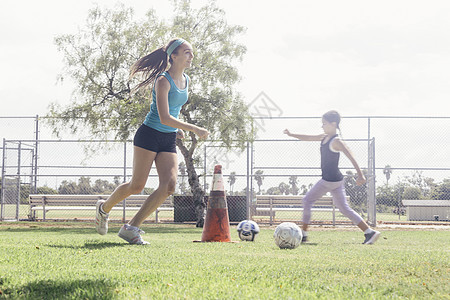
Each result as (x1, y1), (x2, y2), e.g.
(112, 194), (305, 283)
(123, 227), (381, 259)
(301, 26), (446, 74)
(0, 222), (449, 299)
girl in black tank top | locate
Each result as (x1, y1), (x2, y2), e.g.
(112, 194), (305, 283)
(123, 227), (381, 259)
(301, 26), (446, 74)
(283, 110), (380, 245)
(320, 134), (344, 182)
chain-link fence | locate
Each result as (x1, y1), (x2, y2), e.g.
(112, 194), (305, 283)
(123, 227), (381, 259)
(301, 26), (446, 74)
(1, 116), (449, 225)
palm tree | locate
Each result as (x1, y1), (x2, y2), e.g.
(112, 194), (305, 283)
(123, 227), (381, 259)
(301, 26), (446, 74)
(254, 170), (264, 194)
(178, 162), (187, 194)
(383, 165), (392, 185)
(227, 172), (236, 194)
(300, 184), (308, 195)
(289, 175), (299, 195)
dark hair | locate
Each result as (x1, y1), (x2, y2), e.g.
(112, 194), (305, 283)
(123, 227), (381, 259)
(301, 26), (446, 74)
(129, 39), (184, 91)
(322, 110), (341, 129)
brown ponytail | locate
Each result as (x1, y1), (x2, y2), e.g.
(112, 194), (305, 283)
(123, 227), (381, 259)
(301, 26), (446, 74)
(129, 39), (184, 91)
(129, 47), (168, 91)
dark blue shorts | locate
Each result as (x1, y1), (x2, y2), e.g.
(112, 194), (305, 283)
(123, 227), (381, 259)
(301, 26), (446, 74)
(133, 124), (177, 153)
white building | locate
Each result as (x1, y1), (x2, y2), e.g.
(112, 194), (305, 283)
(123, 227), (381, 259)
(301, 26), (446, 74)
(402, 200), (450, 221)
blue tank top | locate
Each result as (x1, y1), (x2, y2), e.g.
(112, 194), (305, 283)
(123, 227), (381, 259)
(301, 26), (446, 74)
(143, 71), (189, 133)
(320, 134), (344, 182)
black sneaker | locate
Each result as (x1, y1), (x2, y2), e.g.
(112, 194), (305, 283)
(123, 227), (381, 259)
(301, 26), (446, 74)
(363, 231), (381, 244)
(301, 235), (308, 243)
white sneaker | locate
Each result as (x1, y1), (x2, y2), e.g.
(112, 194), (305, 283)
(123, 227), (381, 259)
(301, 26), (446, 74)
(118, 224), (150, 245)
(363, 230), (381, 244)
(95, 200), (109, 235)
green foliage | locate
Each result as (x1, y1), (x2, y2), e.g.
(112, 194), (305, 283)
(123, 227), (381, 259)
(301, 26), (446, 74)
(376, 172), (450, 205)
(278, 182), (290, 195)
(376, 184), (395, 206)
(48, 0), (254, 146)
(0, 223), (449, 299)
(430, 178), (450, 200)
(402, 186), (422, 200)
(36, 186), (58, 194)
(404, 170), (435, 198)
(49, 5), (165, 140)
(266, 186), (281, 195)
(58, 176), (120, 195)
(344, 170), (367, 209)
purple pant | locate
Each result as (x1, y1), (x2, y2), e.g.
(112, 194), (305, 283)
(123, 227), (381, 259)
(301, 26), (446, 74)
(302, 179), (363, 225)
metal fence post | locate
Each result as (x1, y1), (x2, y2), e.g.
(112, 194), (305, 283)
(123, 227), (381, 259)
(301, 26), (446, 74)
(16, 141), (21, 220)
(246, 141), (250, 219)
(204, 145), (207, 191)
(371, 138), (377, 226)
(250, 142), (254, 210)
(367, 117), (374, 226)
(1, 139), (6, 220)
(367, 137), (377, 226)
(122, 141), (127, 222)
(33, 115), (39, 194)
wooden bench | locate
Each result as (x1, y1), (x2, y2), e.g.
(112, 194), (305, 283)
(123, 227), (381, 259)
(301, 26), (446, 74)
(251, 195), (348, 225)
(29, 194), (173, 222)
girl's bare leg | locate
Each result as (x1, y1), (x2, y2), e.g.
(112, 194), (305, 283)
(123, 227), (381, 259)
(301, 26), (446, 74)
(128, 151), (178, 227)
(102, 146), (157, 213)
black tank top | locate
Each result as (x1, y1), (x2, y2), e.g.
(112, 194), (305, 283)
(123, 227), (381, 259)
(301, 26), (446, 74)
(320, 134), (344, 182)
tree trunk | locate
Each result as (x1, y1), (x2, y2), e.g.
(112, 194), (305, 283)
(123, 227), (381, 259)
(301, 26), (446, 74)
(176, 139), (206, 227)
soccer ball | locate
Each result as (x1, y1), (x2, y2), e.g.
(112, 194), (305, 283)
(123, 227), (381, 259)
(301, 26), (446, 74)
(237, 220), (260, 241)
(273, 222), (303, 249)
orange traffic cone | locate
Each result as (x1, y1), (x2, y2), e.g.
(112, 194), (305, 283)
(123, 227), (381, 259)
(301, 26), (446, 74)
(199, 165), (233, 242)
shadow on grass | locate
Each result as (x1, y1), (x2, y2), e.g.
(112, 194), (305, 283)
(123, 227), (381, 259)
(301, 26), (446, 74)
(0, 227), (97, 235)
(300, 242), (319, 246)
(48, 240), (126, 249)
(0, 223), (199, 235)
(1, 278), (118, 299)
(139, 225), (200, 234)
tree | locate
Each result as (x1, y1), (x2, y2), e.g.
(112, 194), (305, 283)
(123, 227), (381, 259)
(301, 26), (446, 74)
(227, 171), (236, 194)
(266, 186), (281, 195)
(405, 170), (435, 198)
(254, 170), (264, 195)
(300, 184), (308, 195)
(430, 178), (450, 200)
(383, 165), (392, 185)
(178, 162), (189, 195)
(344, 170), (367, 211)
(77, 177), (94, 194)
(92, 179), (118, 194)
(289, 176), (299, 195)
(376, 184), (395, 206)
(278, 182), (290, 195)
(58, 180), (78, 194)
(48, 1), (254, 226)
(402, 186), (422, 200)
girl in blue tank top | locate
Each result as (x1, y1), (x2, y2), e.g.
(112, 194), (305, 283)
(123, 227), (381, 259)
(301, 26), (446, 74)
(143, 71), (189, 133)
(94, 39), (209, 244)
(283, 110), (380, 245)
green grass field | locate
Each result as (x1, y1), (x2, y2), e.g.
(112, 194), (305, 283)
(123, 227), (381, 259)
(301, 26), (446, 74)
(0, 222), (449, 299)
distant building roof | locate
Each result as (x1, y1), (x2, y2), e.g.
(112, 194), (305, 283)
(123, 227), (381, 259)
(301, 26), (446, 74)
(402, 200), (450, 207)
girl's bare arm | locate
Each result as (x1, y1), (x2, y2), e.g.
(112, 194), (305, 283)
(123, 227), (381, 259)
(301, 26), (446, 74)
(332, 138), (366, 185)
(283, 129), (325, 141)
(156, 77), (209, 139)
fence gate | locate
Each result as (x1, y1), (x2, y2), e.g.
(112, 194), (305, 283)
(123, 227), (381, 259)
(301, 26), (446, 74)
(1, 140), (35, 221)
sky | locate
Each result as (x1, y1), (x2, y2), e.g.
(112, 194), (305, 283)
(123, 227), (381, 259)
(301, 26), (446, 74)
(1, 0), (450, 119)
(0, 0), (449, 189)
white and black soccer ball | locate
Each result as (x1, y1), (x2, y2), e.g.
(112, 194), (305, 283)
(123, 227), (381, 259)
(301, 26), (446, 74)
(237, 220), (260, 241)
(273, 222), (303, 249)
